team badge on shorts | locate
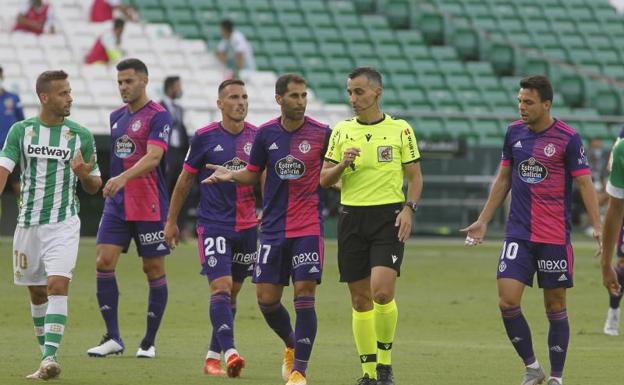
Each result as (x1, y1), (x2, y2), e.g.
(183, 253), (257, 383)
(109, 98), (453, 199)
(377, 146), (393, 162)
(498, 261), (507, 272)
(207, 256), (217, 267)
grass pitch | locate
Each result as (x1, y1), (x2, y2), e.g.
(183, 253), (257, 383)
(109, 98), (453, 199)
(0, 237), (622, 385)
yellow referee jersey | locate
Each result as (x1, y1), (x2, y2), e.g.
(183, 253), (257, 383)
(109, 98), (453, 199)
(325, 114), (420, 206)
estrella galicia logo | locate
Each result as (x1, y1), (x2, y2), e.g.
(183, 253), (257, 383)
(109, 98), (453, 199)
(223, 157), (247, 171)
(275, 155), (305, 180)
(114, 135), (136, 159)
(518, 157), (548, 184)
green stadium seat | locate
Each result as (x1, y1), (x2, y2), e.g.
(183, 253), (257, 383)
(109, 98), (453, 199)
(465, 61), (495, 77)
(472, 74), (501, 91)
(353, 56), (383, 69)
(316, 27), (345, 43)
(403, 45), (431, 61)
(261, 40), (290, 56)
(451, 26), (479, 61)
(270, 0), (298, 12)
(243, 0), (272, 12)
(298, 0), (327, 13)
(271, 56), (301, 74)
(294, 41), (319, 57)
(167, 8), (195, 24)
(328, 57), (355, 73)
(384, 0), (411, 29)
(596, 49), (620, 65)
(140, 8), (167, 23)
(306, 71), (335, 89)
(436, 1), (464, 17)
(446, 118), (477, 140)
(473, 118), (504, 138)
(332, 13), (361, 29)
(383, 59), (412, 74)
(437, 61), (465, 75)
(418, 117), (450, 140)
(258, 26), (285, 41)
(254, 53), (271, 70)
(559, 73), (586, 108)
(162, 0), (189, 9)
(416, 73), (447, 89)
(558, 33), (587, 50)
(603, 65), (624, 81)
(188, 0), (215, 10)
(582, 121), (612, 140)
(375, 44), (403, 59)
(520, 57), (551, 78)
(133, 0), (162, 8)
(398, 87), (426, 105)
(283, 27), (316, 43)
(315, 87), (346, 104)
(305, 13), (335, 29)
(348, 42), (374, 58)
(411, 58), (439, 74)
(277, 11), (305, 27)
(388, 73), (417, 89)
(418, 10), (446, 45)
(299, 57), (328, 72)
(591, 88), (622, 116)
(251, 12), (277, 26)
(489, 43), (515, 76)
(339, 28), (372, 45)
(318, 42), (347, 58)
(216, 0), (243, 12)
(395, 30), (424, 48)
(353, 0), (377, 13)
(445, 74), (474, 90)
(174, 23), (202, 39)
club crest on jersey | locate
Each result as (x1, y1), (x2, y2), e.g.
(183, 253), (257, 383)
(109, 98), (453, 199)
(63, 131), (75, 141)
(114, 135), (136, 159)
(223, 157), (247, 171)
(298, 140), (311, 154)
(275, 155), (305, 180)
(243, 142), (252, 155)
(131, 120), (142, 132)
(518, 157), (548, 184)
(544, 143), (556, 157)
(378, 146), (393, 162)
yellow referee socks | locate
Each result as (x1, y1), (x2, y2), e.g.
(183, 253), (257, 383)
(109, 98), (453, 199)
(352, 308), (377, 379)
(374, 299), (398, 365)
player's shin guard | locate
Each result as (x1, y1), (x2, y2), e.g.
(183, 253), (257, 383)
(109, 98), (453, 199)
(210, 292), (236, 352)
(258, 301), (295, 348)
(352, 308), (377, 379)
(31, 302), (48, 353)
(142, 275), (168, 347)
(293, 296), (317, 377)
(42, 295), (68, 360)
(547, 309), (569, 379)
(208, 302), (236, 355)
(609, 265), (624, 309)
(501, 306), (537, 366)
(96, 269), (120, 340)
(374, 300), (398, 366)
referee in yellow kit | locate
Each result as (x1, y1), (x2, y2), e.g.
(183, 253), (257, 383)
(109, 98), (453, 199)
(320, 67), (423, 385)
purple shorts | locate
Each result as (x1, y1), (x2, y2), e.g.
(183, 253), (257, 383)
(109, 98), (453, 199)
(96, 212), (170, 257)
(252, 235), (323, 286)
(496, 238), (573, 289)
(197, 225), (257, 283)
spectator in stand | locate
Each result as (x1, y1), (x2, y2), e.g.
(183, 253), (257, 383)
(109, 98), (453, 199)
(0, 65), (25, 197)
(85, 19), (125, 65)
(13, 0), (55, 35)
(90, 0), (138, 23)
(216, 19), (256, 79)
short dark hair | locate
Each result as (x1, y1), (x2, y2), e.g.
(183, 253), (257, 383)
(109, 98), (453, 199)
(116, 58), (148, 75)
(519, 75), (553, 103)
(218, 79), (245, 95)
(220, 19), (234, 33)
(0, 65), (3, 76)
(164, 76), (180, 92)
(275, 73), (306, 96)
(36, 70), (68, 95)
(348, 66), (383, 87)
(113, 18), (125, 30)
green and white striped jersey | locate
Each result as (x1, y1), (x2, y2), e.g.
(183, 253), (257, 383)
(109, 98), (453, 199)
(0, 117), (100, 227)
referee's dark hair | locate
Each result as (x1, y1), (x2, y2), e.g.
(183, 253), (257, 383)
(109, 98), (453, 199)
(275, 73), (306, 96)
(116, 58), (148, 76)
(520, 75), (553, 103)
(349, 66), (383, 87)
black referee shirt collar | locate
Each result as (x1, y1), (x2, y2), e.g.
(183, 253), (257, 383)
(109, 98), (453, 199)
(356, 113), (386, 126)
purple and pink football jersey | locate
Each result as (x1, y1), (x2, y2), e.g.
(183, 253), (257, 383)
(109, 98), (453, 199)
(247, 116), (331, 240)
(501, 119), (590, 244)
(104, 101), (171, 221)
(184, 121), (258, 232)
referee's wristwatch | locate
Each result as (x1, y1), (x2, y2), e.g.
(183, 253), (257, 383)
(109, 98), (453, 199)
(405, 201), (418, 213)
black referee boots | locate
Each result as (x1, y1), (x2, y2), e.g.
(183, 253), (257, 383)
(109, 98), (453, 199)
(376, 364), (395, 385)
